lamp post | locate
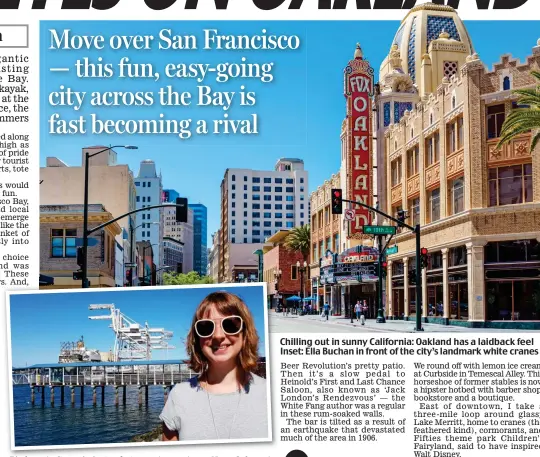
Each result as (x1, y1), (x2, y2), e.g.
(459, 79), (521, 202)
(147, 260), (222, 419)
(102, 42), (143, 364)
(82, 145), (138, 288)
(129, 221), (159, 286)
(273, 269), (282, 310)
(296, 260), (307, 314)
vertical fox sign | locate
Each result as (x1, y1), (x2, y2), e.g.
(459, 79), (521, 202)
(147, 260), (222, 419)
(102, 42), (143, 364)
(345, 44), (374, 238)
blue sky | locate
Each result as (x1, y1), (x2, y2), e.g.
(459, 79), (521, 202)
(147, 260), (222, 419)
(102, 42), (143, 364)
(9, 285), (266, 367)
(40, 20), (540, 245)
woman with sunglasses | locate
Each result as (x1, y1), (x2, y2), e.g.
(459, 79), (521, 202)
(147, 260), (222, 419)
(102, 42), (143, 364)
(160, 291), (268, 441)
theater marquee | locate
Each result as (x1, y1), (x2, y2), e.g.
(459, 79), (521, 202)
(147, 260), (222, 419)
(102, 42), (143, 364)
(344, 47), (374, 239)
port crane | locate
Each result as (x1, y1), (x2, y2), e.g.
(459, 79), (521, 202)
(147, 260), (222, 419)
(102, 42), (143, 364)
(88, 304), (175, 361)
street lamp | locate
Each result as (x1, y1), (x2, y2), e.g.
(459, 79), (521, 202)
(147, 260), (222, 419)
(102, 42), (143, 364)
(129, 221), (159, 286)
(296, 260), (308, 313)
(82, 145), (138, 288)
(273, 269), (282, 310)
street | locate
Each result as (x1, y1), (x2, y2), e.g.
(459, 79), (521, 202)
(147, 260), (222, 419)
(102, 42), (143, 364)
(268, 311), (539, 333)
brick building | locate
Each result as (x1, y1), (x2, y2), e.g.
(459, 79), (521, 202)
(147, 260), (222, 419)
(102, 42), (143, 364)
(263, 230), (310, 309)
(377, 4), (540, 327)
(40, 204), (121, 288)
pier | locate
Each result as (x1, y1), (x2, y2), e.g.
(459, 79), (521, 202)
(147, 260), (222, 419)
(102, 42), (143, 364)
(12, 358), (266, 407)
(13, 359), (195, 407)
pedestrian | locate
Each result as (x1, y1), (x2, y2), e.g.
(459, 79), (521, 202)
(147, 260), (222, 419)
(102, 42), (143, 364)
(362, 300), (368, 319)
(324, 302), (330, 321)
(354, 300), (361, 322)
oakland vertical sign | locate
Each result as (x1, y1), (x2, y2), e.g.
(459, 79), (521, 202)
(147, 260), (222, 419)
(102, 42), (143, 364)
(344, 44), (374, 238)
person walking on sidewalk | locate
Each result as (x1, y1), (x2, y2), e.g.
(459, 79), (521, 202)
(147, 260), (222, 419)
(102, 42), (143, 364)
(324, 302), (330, 321)
(354, 301), (361, 322)
(362, 300), (368, 319)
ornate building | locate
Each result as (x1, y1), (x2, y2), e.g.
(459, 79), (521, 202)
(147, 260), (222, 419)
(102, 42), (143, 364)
(377, 3), (540, 327)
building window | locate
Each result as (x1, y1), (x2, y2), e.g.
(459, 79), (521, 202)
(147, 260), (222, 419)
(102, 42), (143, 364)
(244, 229), (248, 235)
(232, 238), (236, 243)
(444, 61), (458, 78)
(243, 221), (248, 226)
(244, 211), (248, 217)
(264, 230), (272, 237)
(232, 174), (236, 181)
(286, 213), (294, 219)
(253, 221), (260, 227)
(143, 182), (146, 187)
(264, 177), (271, 183)
(275, 212), (282, 218)
(244, 176), (248, 182)
(275, 178), (282, 184)
(253, 195), (260, 201)
(275, 221), (282, 227)
(428, 188), (440, 223)
(300, 195), (305, 200)
(136, 196), (140, 202)
(243, 202), (247, 208)
(147, 197), (151, 202)
(291, 265), (298, 280)
(232, 184), (236, 190)
(489, 163), (533, 206)
(252, 186), (260, 192)
(407, 146), (419, 177)
(391, 157), (402, 186)
(264, 221), (271, 227)
(135, 181), (140, 186)
(275, 196), (282, 201)
(232, 193), (236, 199)
(425, 132), (440, 166)
(286, 178), (293, 184)
(51, 229), (77, 257)
(243, 185), (247, 191)
(275, 204), (282, 210)
(244, 238), (248, 243)
(253, 177), (260, 183)
(275, 187), (282, 192)
(446, 116), (463, 154)
(409, 198), (420, 226)
(286, 187), (294, 192)
(300, 178), (304, 183)
(264, 212), (271, 218)
(264, 204), (271, 210)
(253, 212), (260, 218)
(287, 196), (294, 202)
(487, 104), (505, 139)
(232, 220), (235, 226)
(450, 177), (464, 214)
(300, 204), (304, 209)
(232, 211), (236, 217)
(264, 195), (272, 201)
(286, 222), (294, 228)
(503, 76), (511, 91)
(244, 194), (248, 199)
(148, 182), (151, 187)
(286, 204), (294, 210)
(232, 229), (236, 234)
(264, 186), (271, 192)
(253, 204), (260, 209)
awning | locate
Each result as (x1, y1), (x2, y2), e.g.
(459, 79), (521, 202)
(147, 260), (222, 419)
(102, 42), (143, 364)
(39, 274), (54, 286)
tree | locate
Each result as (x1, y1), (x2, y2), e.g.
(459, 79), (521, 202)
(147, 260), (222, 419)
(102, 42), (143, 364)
(497, 70), (540, 153)
(284, 224), (311, 261)
(163, 271), (214, 285)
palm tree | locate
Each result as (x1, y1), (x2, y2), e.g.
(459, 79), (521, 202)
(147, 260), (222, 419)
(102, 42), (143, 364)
(497, 70), (540, 152)
(284, 224), (311, 261)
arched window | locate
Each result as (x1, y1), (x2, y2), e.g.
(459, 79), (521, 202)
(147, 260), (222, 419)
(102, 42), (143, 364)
(503, 76), (511, 91)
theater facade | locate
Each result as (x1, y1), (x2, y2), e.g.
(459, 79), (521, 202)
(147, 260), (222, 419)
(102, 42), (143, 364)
(376, 4), (540, 328)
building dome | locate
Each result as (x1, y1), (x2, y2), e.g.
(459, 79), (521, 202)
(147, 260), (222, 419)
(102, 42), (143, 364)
(379, 2), (474, 95)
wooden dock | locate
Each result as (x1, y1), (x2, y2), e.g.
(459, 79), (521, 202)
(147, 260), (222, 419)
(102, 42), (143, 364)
(12, 358), (266, 407)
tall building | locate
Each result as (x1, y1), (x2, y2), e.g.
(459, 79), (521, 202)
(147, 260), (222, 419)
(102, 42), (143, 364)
(164, 206), (194, 273)
(218, 158), (309, 282)
(379, 6), (540, 327)
(189, 204), (208, 276)
(40, 147), (137, 286)
(135, 160), (164, 284)
(163, 189), (180, 203)
(208, 232), (221, 283)
(163, 237), (184, 273)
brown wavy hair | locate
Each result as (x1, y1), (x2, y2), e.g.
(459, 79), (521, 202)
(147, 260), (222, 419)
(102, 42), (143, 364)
(186, 291), (260, 377)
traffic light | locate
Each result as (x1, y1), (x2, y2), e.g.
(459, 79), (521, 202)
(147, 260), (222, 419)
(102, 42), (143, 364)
(421, 247), (429, 269)
(126, 269), (132, 282)
(397, 209), (407, 224)
(76, 247), (84, 268)
(176, 197), (188, 223)
(331, 189), (343, 214)
(381, 260), (388, 278)
(73, 271), (82, 281)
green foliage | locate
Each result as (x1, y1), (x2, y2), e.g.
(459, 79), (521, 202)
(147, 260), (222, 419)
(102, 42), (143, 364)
(497, 70), (540, 152)
(163, 271), (214, 285)
(284, 224), (311, 260)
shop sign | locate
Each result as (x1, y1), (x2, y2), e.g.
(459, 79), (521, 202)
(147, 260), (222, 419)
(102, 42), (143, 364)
(344, 53), (374, 238)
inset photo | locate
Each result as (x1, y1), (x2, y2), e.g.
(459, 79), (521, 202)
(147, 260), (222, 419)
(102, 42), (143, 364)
(7, 284), (271, 450)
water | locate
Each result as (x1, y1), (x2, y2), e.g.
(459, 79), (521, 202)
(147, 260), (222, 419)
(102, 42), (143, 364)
(13, 385), (167, 447)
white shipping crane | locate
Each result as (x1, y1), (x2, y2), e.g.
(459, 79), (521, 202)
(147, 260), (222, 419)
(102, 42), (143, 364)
(88, 304), (175, 361)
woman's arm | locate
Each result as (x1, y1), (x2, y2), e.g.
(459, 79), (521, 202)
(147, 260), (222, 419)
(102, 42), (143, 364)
(162, 423), (179, 441)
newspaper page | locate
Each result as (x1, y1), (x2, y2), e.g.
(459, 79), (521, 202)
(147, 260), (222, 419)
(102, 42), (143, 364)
(1, 1), (540, 457)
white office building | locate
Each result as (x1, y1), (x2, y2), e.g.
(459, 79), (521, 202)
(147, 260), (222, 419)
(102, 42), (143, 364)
(218, 158), (308, 282)
(135, 160), (164, 284)
(164, 206), (194, 273)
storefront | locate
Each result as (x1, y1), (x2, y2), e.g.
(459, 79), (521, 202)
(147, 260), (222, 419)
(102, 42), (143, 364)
(484, 239), (540, 322)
